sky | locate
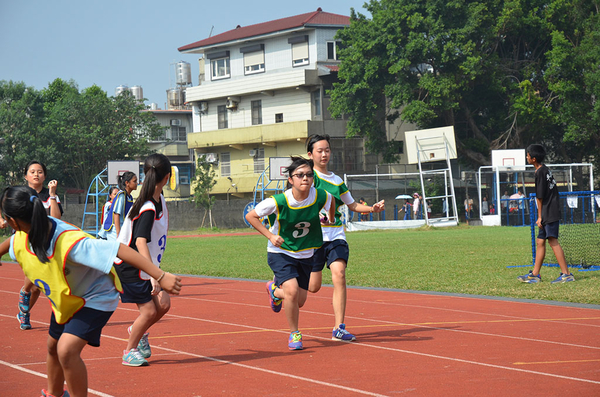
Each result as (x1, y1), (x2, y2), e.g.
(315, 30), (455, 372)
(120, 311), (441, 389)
(0, 1), (369, 108)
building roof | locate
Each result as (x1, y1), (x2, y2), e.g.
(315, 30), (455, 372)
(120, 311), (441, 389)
(178, 8), (350, 53)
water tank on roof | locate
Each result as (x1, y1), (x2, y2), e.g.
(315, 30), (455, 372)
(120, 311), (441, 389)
(115, 85), (129, 96)
(167, 88), (183, 109)
(175, 61), (192, 86)
(149, 103), (158, 110)
(130, 85), (144, 102)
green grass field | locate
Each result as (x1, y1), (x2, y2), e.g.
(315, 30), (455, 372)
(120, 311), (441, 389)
(162, 225), (600, 306)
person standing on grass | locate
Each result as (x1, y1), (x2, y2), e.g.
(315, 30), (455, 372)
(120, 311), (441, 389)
(246, 156), (335, 350)
(518, 144), (574, 284)
(14, 161), (64, 331)
(97, 186), (119, 240)
(0, 185), (181, 397)
(272, 135), (384, 342)
(114, 154), (173, 367)
(413, 193), (421, 220)
(106, 171), (138, 240)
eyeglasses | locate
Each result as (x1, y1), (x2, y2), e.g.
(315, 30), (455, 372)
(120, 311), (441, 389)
(291, 172), (314, 179)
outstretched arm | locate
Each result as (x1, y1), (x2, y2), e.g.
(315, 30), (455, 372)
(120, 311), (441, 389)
(116, 243), (182, 294)
(348, 199), (385, 214)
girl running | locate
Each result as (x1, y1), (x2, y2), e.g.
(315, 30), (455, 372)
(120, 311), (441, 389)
(97, 186), (119, 240)
(17, 161), (64, 330)
(114, 154), (173, 366)
(106, 171), (138, 240)
(275, 135), (384, 342)
(246, 156), (335, 350)
(0, 185), (181, 397)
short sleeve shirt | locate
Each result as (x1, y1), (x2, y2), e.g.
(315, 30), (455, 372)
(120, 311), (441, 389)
(535, 165), (560, 224)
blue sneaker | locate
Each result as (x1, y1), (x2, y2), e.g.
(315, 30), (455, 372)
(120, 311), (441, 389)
(517, 271), (541, 283)
(551, 273), (575, 284)
(41, 389), (70, 397)
(332, 324), (356, 341)
(288, 331), (303, 350)
(265, 281), (282, 313)
(128, 326), (151, 358)
(19, 288), (31, 313)
(17, 311), (31, 330)
(122, 349), (149, 367)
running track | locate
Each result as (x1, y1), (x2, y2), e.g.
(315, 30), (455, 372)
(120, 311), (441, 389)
(1, 261), (599, 396)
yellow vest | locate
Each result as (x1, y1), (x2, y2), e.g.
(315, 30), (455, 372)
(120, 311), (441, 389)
(13, 229), (122, 324)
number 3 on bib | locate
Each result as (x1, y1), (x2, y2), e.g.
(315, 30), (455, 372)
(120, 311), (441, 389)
(292, 222), (311, 239)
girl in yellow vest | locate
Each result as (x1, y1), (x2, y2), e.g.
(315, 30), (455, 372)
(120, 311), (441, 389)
(0, 185), (182, 397)
(114, 154), (173, 366)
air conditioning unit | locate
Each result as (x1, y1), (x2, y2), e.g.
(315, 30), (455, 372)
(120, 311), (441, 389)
(249, 149), (257, 157)
(199, 101), (208, 113)
(226, 99), (238, 110)
(170, 119), (181, 126)
(204, 153), (218, 163)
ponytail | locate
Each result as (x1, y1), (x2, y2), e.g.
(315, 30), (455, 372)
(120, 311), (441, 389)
(128, 154), (171, 219)
(0, 186), (50, 263)
(117, 171), (136, 192)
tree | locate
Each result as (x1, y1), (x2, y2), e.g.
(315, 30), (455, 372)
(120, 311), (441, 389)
(330, 0), (600, 174)
(191, 155), (217, 228)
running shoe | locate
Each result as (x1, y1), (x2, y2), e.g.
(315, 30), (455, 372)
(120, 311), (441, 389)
(265, 281), (282, 313)
(288, 331), (303, 350)
(551, 273), (575, 284)
(19, 288), (31, 313)
(332, 323), (356, 341)
(41, 389), (70, 397)
(128, 326), (151, 358)
(517, 271), (541, 283)
(122, 349), (149, 367)
(17, 311), (31, 330)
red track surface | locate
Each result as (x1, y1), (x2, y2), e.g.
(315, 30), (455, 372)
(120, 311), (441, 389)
(1, 261), (599, 396)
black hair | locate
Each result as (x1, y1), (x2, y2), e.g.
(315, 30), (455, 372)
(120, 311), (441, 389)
(306, 134), (330, 153)
(24, 160), (48, 177)
(526, 144), (546, 164)
(284, 156), (313, 189)
(0, 186), (51, 263)
(128, 153), (171, 220)
(117, 171), (137, 192)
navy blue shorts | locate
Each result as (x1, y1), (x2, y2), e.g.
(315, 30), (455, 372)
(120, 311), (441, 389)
(120, 280), (152, 304)
(312, 240), (350, 272)
(49, 307), (114, 347)
(268, 252), (312, 290)
(538, 220), (560, 240)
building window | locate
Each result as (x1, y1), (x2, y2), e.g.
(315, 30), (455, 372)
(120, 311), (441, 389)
(218, 105), (228, 129)
(211, 57), (230, 80)
(178, 164), (191, 185)
(220, 152), (230, 177)
(275, 113), (283, 123)
(292, 41), (309, 66)
(253, 148), (264, 174)
(171, 126), (187, 142)
(327, 41), (341, 60)
(242, 44), (265, 75)
(313, 89), (321, 117)
(251, 100), (262, 125)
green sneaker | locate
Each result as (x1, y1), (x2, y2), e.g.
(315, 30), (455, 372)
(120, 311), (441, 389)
(122, 349), (149, 367)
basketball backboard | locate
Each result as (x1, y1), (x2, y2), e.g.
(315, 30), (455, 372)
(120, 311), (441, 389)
(107, 161), (139, 185)
(405, 126), (457, 164)
(491, 149), (526, 171)
(269, 157), (293, 181)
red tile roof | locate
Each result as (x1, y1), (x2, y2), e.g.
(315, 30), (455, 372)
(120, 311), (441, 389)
(179, 8), (350, 52)
(324, 65), (339, 72)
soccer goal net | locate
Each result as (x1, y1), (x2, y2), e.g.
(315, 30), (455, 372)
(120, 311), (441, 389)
(529, 190), (600, 271)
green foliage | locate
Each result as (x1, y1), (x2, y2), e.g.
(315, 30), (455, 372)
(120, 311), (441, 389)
(330, 0), (600, 174)
(0, 78), (165, 190)
(191, 155), (217, 211)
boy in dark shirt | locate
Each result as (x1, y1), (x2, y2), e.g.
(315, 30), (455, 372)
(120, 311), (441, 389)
(518, 144), (574, 284)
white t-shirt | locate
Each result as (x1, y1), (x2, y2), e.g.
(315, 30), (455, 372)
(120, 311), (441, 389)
(254, 187), (332, 259)
(313, 169), (355, 242)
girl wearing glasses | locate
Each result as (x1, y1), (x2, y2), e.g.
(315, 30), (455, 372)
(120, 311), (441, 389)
(246, 156), (335, 351)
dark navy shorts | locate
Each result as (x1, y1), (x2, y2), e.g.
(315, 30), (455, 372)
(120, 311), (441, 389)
(120, 280), (153, 304)
(268, 252), (312, 290)
(49, 307), (114, 347)
(538, 220), (560, 240)
(312, 240), (350, 272)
